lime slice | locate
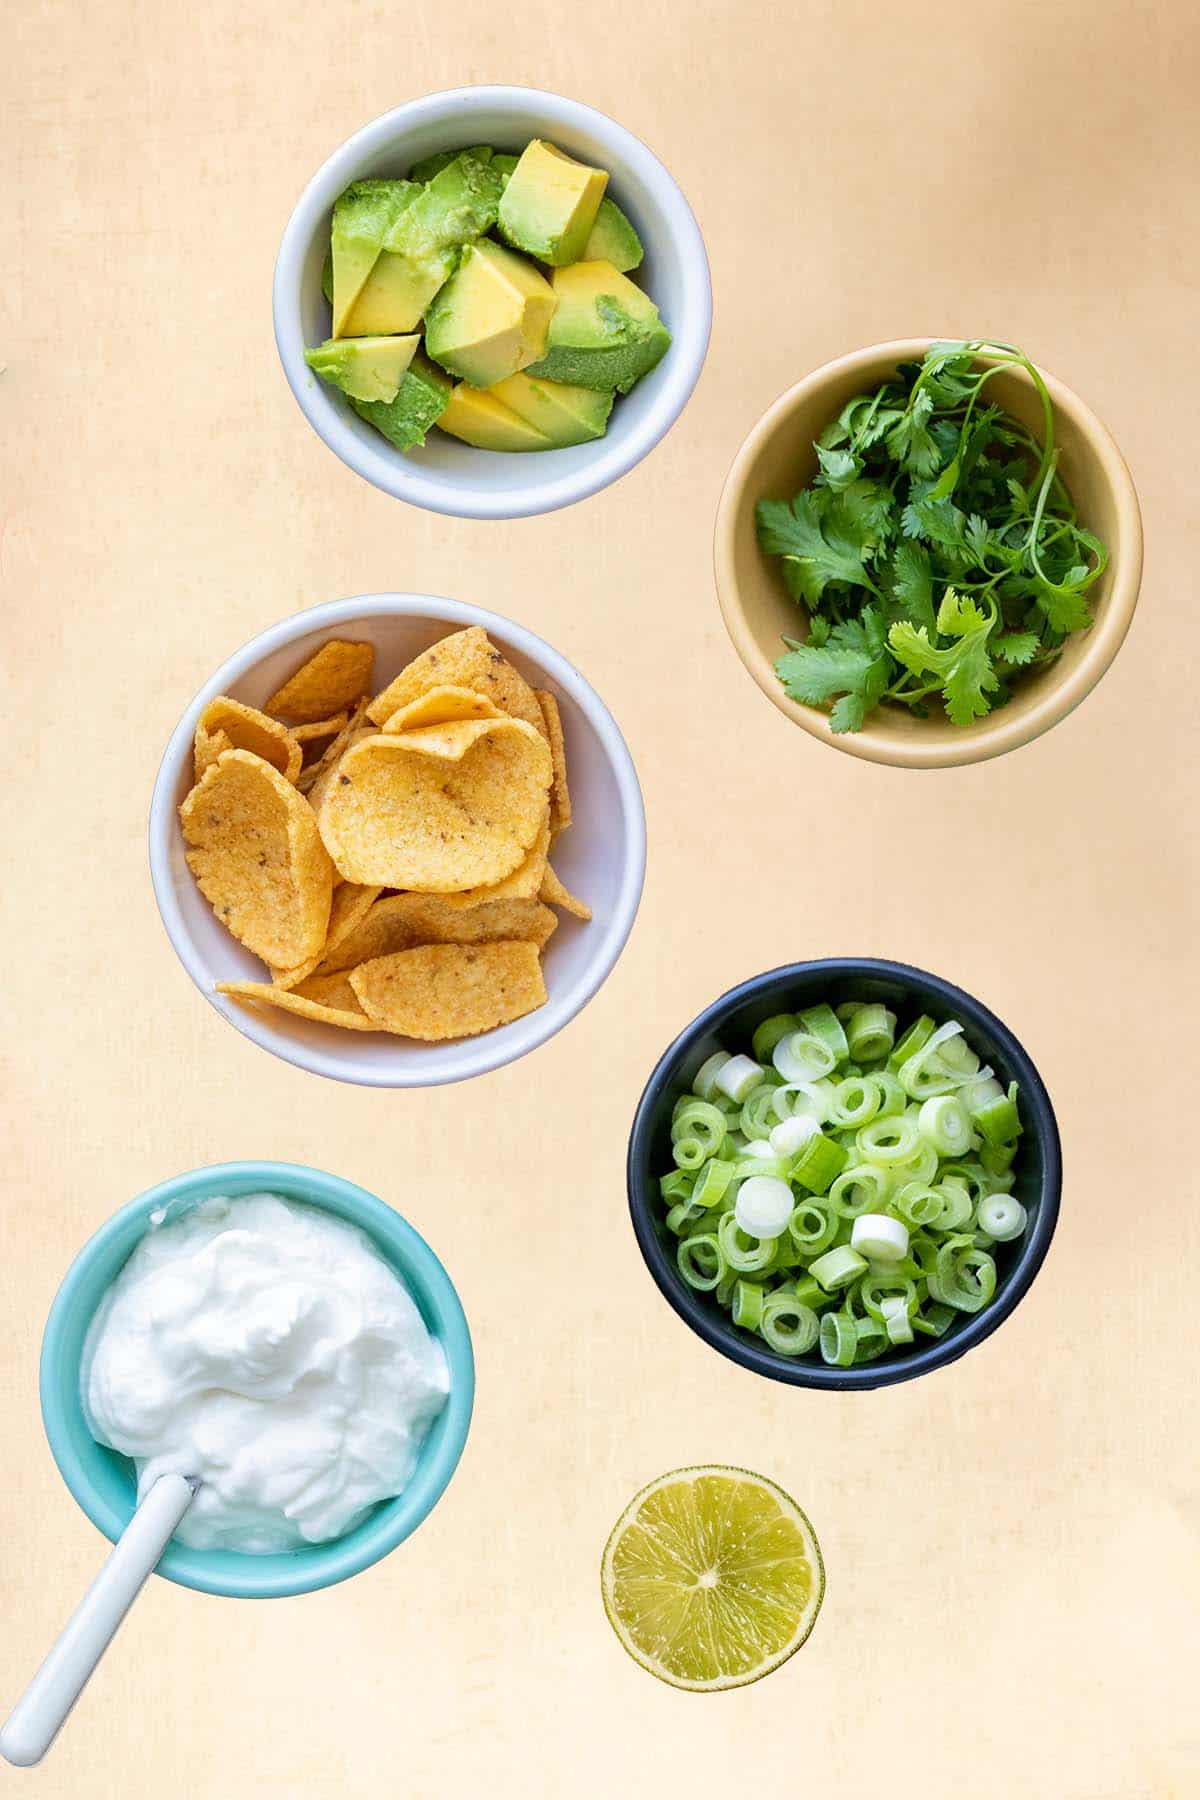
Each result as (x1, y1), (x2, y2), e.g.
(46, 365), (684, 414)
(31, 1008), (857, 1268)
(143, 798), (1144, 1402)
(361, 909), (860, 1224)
(601, 1465), (825, 1691)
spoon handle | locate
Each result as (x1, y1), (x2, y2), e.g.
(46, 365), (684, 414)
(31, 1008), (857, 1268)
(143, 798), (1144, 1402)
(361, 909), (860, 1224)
(0, 1472), (196, 1767)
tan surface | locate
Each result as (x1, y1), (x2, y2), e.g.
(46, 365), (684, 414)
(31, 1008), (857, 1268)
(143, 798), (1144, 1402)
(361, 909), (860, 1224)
(2, 2), (1198, 1795)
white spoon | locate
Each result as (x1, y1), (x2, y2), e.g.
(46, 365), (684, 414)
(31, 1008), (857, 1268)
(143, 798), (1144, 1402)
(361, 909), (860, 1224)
(0, 1472), (197, 1767)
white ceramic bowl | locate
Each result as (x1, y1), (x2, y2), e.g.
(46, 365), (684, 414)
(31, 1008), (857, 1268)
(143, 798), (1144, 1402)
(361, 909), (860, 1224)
(273, 86), (711, 519)
(149, 594), (646, 1086)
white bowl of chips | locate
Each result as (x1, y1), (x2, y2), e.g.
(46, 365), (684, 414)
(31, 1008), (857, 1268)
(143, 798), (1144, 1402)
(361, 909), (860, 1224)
(149, 594), (646, 1086)
(272, 86), (712, 518)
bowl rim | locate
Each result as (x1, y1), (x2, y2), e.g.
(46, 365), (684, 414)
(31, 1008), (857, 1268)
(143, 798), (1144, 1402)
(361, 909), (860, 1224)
(627, 957), (1062, 1391)
(40, 1161), (475, 1597)
(148, 591), (647, 1088)
(272, 83), (712, 520)
(713, 337), (1144, 770)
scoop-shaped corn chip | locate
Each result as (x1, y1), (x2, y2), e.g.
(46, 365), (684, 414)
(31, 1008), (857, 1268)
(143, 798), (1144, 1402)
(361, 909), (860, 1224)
(438, 811), (551, 908)
(193, 723), (234, 782)
(297, 699), (370, 795)
(316, 719), (552, 891)
(217, 979), (376, 1031)
(196, 697), (302, 784)
(319, 892), (557, 970)
(180, 749), (332, 967)
(290, 710), (349, 745)
(292, 970), (366, 1013)
(535, 690), (572, 834)
(268, 881), (382, 988)
(349, 941), (547, 1039)
(265, 640), (375, 723)
(380, 684), (504, 733)
(540, 861), (592, 921)
(366, 627), (545, 735)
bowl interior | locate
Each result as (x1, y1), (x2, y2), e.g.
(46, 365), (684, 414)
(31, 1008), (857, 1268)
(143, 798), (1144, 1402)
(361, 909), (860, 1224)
(719, 343), (1139, 764)
(42, 1163), (473, 1597)
(155, 597), (644, 1085)
(291, 96), (701, 504)
(629, 961), (1060, 1389)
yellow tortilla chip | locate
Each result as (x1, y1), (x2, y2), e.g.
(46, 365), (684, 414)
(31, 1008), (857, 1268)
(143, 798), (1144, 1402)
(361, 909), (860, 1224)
(302, 711), (374, 811)
(217, 980), (376, 1032)
(269, 881), (382, 988)
(180, 749), (332, 967)
(437, 811), (551, 908)
(290, 710), (349, 745)
(292, 970), (366, 1013)
(540, 862), (592, 921)
(380, 685), (503, 733)
(316, 719), (552, 891)
(349, 941), (547, 1040)
(319, 893), (557, 970)
(366, 627), (545, 735)
(193, 723), (234, 783)
(196, 698), (301, 784)
(297, 699), (369, 794)
(264, 640), (375, 723)
(535, 690), (572, 834)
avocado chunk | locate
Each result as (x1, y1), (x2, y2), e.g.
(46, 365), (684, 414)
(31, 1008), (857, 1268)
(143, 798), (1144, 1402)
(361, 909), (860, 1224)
(488, 372), (613, 446)
(330, 179), (418, 338)
(437, 384), (554, 453)
(492, 153), (519, 186)
(350, 353), (452, 451)
(425, 239), (555, 388)
(527, 260), (671, 393)
(340, 152), (503, 337)
(498, 140), (608, 266)
(409, 145), (494, 183)
(582, 197), (643, 273)
(321, 250), (334, 305)
(304, 334), (420, 403)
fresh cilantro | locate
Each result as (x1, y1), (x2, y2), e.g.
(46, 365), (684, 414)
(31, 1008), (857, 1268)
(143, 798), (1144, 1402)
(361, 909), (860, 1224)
(754, 340), (1108, 730)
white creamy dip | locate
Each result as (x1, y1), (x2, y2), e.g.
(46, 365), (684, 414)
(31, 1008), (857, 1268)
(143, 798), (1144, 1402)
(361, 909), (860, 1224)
(82, 1193), (450, 1553)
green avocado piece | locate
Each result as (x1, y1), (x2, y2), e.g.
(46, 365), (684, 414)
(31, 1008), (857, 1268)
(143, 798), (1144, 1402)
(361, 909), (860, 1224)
(582, 197), (643, 273)
(497, 139), (608, 266)
(408, 145), (494, 183)
(329, 179), (419, 337)
(350, 353), (452, 451)
(341, 152), (503, 336)
(304, 334), (419, 403)
(488, 371), (613, 446)
(321, 250), (334, 305)
(492, 153), (519, 186)
(437, 383), (554, 453)
(526, 259), (670, 393)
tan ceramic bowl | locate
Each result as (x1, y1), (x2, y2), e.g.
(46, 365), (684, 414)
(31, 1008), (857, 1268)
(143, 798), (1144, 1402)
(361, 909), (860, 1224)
(714, 339), (1143, 769)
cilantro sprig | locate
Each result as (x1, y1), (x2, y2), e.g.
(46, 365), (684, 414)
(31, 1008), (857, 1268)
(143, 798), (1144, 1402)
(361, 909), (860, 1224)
(755, 340), (1109, 732)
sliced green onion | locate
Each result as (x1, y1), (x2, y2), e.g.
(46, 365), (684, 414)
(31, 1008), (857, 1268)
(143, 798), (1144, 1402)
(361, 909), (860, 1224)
(880, 1295), (914, 1344)
(889, 1014), (935, 1070)
(672, 1135), (706, 1171)
(665, 1199), (707, 1235)
(771, 1081), (834, 1125)
(980, 1141), (1017, 1176)
(676, 1234), (724, 1291)
(761, 1293), (820, 1356)
(897, 1022), (966, 1099)
(857, 1113), (921, 1165)
(691, 1158), (735, 1210)
(769, 1114), (821, 1158)
(976, 1194), (1027, 1241)
(659, 1170), (694, 1203)
(672, 1098), (728, 1154)
(692, 1051), (730, 1101)
(792, 1275), (826, 1309)
(868, 1071), (907, 1117)
(819, 1310), (858, 1366)
(714, 1054), (765, 1104)
(912, 1302), (956, 1338)
(933, 1178), (974, 1230)
(752, 1013), (799, 1062)
(773, 1030), (837, 1083)
(734, 1175), (794, 1239)
(860, 1273), (918, 1324)
(892, 1181), (943, 1227)
(739, 1083), (781, 1140)
(717, 1211), (777, 1274)
(829, 1074), (883, 1129)
(930, 1238), (997, 1313)
(850, 1213), (910, 1263)
(787, 1201), (839, 1257)
(975, 1089), (1022, 1147)
(917, 1094), (972, 1156)
(810, 1245), (868, 1291)
(828, 1163), (892, 1218)
(845, 1002), (896, 1063)
(731, 1279), (765, 1331)
(791, 1131), (848, 1195)
(798, 1003), (849, 1062)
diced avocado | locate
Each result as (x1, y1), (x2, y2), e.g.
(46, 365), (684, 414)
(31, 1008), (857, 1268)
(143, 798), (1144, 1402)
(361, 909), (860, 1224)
(425, 239), (555, 388)
(304, 334), (419, 404)
(330, 179), (418, 337)
(488, 372), (613, 446)
(340, 152), (503, 337)
(498, 140), (608, 266)
(492, 153), (519, 186)
(321, 250), (334, 305)
(409, 145), (494, 183)
(582, 197), (643, 273)
(527, 260), (670, 393)
(437, 384), (554, 452)
(350, 353), (452, 451)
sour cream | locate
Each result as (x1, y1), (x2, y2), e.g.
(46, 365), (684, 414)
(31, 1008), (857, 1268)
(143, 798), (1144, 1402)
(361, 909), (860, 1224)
(82, 1193), (450, 1553)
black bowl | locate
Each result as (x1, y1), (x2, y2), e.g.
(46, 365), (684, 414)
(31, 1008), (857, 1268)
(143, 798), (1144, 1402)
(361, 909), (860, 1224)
(627, 959), (1061, 1390)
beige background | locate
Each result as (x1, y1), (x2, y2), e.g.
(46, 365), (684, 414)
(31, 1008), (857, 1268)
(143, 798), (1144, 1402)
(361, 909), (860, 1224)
(3, 0), (1198, 1794)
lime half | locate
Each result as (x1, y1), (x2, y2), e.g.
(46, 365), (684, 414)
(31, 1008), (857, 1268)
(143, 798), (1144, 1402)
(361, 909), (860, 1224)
(601, 1465), (825, 1691)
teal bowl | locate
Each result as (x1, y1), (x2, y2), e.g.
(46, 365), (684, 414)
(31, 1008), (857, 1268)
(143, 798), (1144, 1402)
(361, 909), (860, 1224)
(40, 1162), (474, 1598)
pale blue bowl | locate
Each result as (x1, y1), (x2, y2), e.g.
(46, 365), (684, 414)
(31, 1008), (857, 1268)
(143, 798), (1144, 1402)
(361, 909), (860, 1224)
(40, 1162), (474, 1598)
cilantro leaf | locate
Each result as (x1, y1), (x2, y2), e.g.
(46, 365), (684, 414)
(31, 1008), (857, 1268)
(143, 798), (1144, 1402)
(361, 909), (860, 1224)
(883, 540), (936, 633)
(775, 608), (891, 733)
(815, 444), (862, 490)
(885, 391), (942, 476)
(993, 630), (1040, 666)
(887, 588), (999, 727)
(755, 491), (874, 604)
